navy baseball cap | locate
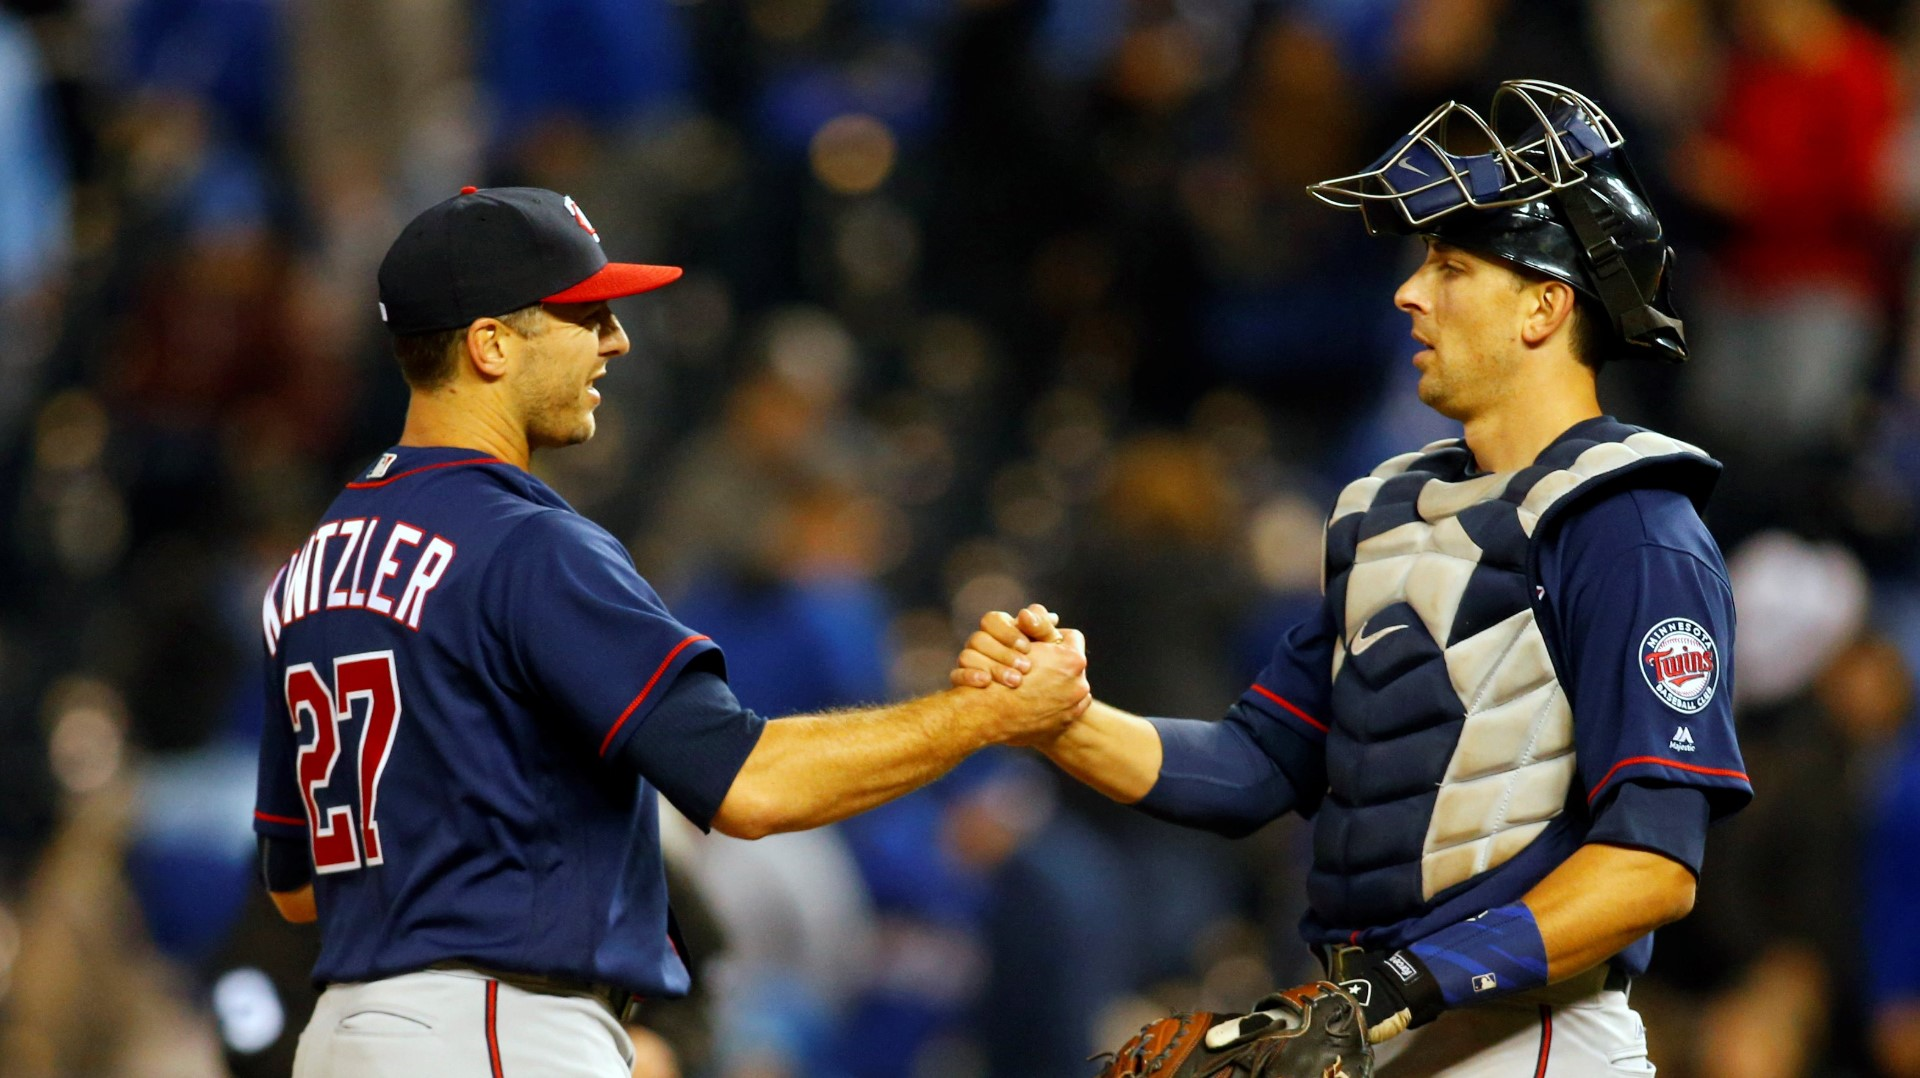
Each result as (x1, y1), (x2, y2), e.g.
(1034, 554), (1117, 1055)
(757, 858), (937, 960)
(376, 186), (683, 335)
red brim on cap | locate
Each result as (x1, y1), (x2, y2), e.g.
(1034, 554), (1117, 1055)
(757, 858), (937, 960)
(544, 262), (684, 303)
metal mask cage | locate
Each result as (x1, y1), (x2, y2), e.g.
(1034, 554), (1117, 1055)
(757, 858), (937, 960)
(1307, 80), (1626, 233)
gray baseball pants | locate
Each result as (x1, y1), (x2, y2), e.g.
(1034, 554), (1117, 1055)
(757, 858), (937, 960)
(1375, 969), (1655, 1076)
(292, 967), (635, 1078)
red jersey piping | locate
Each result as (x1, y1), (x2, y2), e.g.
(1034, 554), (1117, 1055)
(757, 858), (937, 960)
(346, 457), (504, 489)
(598, 635), (712, 757)
(1533, 1005), (1552, 1078)
(485, 979), (504, 1078)
(1587, 756), (1750, 804)
(1248, 684), (1329, 733)
(254, 810), (307, 828)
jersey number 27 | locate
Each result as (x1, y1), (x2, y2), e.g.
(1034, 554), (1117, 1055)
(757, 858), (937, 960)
(284, 651), (403, 874)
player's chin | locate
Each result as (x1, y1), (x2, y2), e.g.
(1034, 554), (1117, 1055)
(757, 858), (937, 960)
(1415, 376), (1463, 419)
(532, 412), (597, 449)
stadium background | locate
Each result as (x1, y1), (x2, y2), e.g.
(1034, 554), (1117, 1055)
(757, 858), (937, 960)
(0, 0), (1917, 1074)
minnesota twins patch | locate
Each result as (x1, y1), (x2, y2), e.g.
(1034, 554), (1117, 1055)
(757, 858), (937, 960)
(1640, 617), (1719, 714)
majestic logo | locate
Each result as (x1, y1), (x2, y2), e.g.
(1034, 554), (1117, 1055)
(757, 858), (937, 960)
(1669, 726), (1696, 752)
(562, 195), (600, 243)
(1640, 617), (1719, 714)
(1349, 622), (1407, 656)
(369, 453), (398, 479)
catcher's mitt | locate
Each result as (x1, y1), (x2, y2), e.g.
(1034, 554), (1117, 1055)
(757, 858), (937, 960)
(1092, 982), (1373, 1078)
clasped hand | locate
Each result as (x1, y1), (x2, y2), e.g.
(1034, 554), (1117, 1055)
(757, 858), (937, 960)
(950, 604), (1090, 745)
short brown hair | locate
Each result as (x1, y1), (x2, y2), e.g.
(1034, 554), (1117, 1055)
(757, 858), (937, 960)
(1567, 295), (1614, 372)
(391, 304), (545, 390)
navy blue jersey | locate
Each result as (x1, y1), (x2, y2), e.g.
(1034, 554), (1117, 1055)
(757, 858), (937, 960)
(1229, 482), (1751, 969)
(253, 446), (752, 996)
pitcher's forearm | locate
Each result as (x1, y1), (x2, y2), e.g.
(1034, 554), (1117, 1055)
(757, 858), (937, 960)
(1040, 700), (1163, 803)
(716, 690), (997, 837)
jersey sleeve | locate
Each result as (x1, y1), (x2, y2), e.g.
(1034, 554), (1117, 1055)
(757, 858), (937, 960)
(1585, 782), (1711, 873)
(612, 669), (766, 831)
(253, 657), (311, 842)
(1238, 607), (1339, 748)
(486, 510), (734, 765)
(1548, 494), (1753, 820)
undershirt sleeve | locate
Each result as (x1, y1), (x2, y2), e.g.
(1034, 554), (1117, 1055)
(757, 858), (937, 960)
(1133, 609), (1335, 835)
(1136, 702), (1322, 837)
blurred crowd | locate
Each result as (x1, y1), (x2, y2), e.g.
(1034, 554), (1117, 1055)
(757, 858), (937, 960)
(3, 0), (1920, 1075)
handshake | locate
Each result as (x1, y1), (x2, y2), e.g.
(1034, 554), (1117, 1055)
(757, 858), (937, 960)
(947, 603), (1094, 747)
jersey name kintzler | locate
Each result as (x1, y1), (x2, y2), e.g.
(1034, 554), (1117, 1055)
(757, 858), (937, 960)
(1317, 424), (1716, 920)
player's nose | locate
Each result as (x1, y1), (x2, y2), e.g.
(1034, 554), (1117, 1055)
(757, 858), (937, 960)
(1393, 266), (1429, 317)
(601, 313), (631, 359)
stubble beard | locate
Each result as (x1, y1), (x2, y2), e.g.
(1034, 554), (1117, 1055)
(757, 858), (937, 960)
(1415, 366), (1465, 421)
(524, 378), (598, 450)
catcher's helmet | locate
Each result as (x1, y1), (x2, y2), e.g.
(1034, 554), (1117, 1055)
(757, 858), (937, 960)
(1309, 80), (1686, 363)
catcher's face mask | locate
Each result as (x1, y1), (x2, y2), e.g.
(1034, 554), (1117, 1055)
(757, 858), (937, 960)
(1306, 80), (1622, 235)
(1309, 79), (1687, 363)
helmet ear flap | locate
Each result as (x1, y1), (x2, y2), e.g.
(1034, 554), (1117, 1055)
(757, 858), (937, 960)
(1651, 247), (1679, 322)
(1613, 243), (1686, 363)
(1558, 180), (1689, 363)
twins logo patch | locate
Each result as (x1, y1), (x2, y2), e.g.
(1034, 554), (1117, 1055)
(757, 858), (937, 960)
(1640, 617), (1719, 714)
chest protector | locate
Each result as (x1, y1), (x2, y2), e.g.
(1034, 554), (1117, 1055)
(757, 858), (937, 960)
(1315, 419), (1715, 929)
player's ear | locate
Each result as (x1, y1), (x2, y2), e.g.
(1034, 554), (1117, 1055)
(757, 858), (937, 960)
(1520, 279), (1577, 349)
(463, 317), (513, 381)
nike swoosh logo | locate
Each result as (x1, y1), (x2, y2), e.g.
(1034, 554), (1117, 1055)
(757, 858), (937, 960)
(1349, 623), (1407, 655)
(1398, 159), (1429, 178)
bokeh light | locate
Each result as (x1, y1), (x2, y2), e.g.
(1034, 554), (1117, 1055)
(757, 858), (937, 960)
(41, 676), (126, 796)
(809, 114), (897, 196)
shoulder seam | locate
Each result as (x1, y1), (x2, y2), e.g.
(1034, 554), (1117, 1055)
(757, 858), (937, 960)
(1580, 539), (1729, 588)
(1561, 485), (1715, 553)
(474, 506), (575, 607)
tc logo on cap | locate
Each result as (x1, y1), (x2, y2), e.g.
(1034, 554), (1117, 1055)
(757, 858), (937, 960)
(563, 196), (599, 243)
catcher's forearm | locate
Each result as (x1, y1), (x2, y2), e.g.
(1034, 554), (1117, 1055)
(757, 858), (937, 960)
(1524, 841), (1697, 981)
(1039, 700), (1162, 802)
(1329, 845), (1693, 1043)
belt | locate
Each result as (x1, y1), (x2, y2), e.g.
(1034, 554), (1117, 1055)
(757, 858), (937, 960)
(431, 963), (646, 1024)
(1314, 945), (1631, 998)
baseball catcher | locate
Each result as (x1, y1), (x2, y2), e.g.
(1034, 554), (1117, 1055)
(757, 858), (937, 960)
(969, 78), (1752, 1076)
